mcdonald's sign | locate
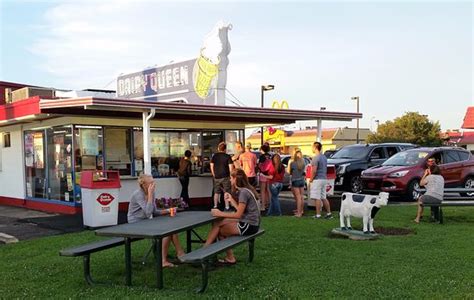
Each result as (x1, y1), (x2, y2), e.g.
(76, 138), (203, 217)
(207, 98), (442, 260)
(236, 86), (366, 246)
(271, 100), (289, 109)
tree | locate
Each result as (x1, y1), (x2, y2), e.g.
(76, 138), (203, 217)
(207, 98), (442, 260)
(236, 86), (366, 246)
(367, 112), (443, 146)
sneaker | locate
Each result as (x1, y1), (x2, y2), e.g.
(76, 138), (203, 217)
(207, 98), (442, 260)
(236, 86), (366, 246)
(313, 215), (321, 219)
(324, 214), (333, 219)
(224, 207), (231, 212)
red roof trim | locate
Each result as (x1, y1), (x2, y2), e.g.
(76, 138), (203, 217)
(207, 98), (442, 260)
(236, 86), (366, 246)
(0, 96), (41, 121)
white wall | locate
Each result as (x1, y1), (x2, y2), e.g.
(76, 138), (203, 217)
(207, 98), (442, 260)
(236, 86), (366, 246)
(0, 127), (25, 199)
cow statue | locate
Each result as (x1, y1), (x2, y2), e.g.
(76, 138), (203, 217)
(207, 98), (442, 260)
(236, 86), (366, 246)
(339, 192), (389, 234)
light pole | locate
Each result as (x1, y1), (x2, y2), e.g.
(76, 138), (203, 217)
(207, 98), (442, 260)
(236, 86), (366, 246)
(261, 85), (275, 147)
(375, 119), (380, 132)
(351, 96), (360, 143)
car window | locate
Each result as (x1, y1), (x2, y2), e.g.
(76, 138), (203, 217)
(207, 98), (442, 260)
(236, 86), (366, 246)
(444, 150), (460, 164)
(386, 147), (398, 157)
(429, 152), (444, 165)
(383, 150), (427, 166)
(331, 146), (370, 159)
(457, 151), (470, 161)
(370, 147), (386, 160)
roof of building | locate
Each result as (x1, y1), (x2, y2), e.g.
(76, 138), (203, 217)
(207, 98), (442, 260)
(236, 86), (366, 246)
(462, 106), (474, 129)
(0, 96), (363, 127)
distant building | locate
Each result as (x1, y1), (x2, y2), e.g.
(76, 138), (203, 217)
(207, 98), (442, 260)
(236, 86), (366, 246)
(246, 127), (371, 156)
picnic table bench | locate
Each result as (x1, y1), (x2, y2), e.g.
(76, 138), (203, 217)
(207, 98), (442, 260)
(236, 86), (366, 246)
(179, 229), (265, 293)
(59, 237), (142, 284)
(416, 187), (474, 224)
(59, 211), (265, 292)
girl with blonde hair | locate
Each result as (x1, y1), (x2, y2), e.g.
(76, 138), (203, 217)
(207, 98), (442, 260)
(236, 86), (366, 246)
(288, 148), (306, 217)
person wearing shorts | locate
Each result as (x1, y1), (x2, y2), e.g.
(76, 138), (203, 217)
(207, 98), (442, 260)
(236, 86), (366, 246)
(204, 169), (261, 264)
(288, 148), (306, 217)
(210, 142), (233, 210)
(414, 164), (444, 223)
(310, 142), (332, 219)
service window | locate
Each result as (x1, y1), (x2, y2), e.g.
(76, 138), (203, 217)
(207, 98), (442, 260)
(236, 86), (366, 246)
(370, 147), (386, 160)
(104, 127), (132, 176)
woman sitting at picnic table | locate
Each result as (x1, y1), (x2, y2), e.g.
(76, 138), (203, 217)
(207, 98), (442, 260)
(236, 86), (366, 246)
(204, 168), (261, 264)
(127, 174), (185, 268)
(414, 164), (444, 224)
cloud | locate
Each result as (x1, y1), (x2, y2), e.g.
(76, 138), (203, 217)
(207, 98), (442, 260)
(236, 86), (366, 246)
(30, 1), (201, 89)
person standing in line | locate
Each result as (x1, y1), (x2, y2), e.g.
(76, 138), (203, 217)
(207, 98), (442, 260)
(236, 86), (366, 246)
(210, 142), (234, 211)
(414, 164), (444, 223)
(262, 153), (285, 216)
(258, 144), (272, 211)
(231, 141), (244, 169)
(177, 150), (192, 206)
(239, 142), (258, 187)
(127, 174), (185, 268)
(310, 142), (332, 219)
(288, 148), (306, 217)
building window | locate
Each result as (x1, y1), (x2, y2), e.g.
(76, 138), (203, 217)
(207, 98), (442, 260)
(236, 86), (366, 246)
(104, 127), (132, 176)
(3, 132), (11, 148)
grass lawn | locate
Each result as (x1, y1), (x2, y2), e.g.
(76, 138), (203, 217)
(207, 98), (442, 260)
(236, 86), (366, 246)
(1, 205), (473, 299)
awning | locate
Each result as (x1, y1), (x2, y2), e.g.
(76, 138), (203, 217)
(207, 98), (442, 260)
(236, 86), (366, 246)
(1, 96), (362, 127)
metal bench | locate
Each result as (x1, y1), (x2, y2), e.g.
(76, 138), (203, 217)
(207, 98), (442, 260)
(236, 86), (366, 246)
(60, 237), (141, 285)
(416, 187), (474, 224)
(179, 229), (265, 293)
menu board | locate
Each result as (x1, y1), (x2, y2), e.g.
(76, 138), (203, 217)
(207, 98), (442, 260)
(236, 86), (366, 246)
(170, 133), (191, 157)
(150, 132), (169, 157)
(33, 132), (44, 169)
(81, 129), (99, 156)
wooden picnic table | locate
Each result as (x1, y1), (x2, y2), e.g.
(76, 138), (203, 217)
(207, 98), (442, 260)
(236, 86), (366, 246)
(95, 211), (218, 289)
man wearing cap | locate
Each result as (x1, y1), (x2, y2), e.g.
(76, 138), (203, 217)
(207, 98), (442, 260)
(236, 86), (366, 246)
(239, 142), (258, 187)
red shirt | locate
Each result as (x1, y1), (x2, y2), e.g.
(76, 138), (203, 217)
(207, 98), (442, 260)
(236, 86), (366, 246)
(269, 164), (285, 183)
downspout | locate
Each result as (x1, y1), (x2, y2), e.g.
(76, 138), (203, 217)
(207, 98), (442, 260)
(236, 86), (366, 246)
(143, 109), (156, 175)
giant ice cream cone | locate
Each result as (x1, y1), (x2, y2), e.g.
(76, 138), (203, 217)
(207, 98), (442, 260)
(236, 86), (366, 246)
(194, 54), (219, 100)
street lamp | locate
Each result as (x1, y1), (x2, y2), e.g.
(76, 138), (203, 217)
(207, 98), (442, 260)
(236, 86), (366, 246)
(351, 96), (360, 143)
(261, 85), (275, 147)
(375, 119), (380, 132)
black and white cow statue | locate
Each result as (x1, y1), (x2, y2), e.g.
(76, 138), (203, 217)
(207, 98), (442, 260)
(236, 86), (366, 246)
(339, 192), (389, 234)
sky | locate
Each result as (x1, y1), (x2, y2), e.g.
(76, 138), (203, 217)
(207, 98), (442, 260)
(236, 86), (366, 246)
(0, 0), (472, 131)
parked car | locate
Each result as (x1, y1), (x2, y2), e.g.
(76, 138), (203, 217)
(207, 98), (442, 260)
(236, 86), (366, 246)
(361, 147), (474, 201)
(324, 149), (339, 158)
(328, 143), (416, 193)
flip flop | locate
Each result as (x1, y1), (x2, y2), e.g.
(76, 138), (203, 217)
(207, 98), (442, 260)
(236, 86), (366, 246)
(162, 262), (177, 268)
(217, 258), (236, 266)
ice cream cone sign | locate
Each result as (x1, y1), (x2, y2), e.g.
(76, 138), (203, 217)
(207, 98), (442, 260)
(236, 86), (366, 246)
(194, 21), (232, 102)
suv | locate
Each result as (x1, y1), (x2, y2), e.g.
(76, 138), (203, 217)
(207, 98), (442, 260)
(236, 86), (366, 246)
(361, 147), (474, 201)
(328, 143), (416, 193)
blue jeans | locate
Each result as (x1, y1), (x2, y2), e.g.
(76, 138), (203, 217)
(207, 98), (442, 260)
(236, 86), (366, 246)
(267, 182), (283, 216)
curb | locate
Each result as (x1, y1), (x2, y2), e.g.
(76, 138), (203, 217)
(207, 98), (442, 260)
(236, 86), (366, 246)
(0, 232), (19, 244)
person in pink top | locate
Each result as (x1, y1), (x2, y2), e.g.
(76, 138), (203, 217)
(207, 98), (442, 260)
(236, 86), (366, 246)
(239, 142), (258, 187)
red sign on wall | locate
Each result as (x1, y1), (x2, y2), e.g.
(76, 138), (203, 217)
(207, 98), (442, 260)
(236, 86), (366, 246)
(96, 193), (115, 206)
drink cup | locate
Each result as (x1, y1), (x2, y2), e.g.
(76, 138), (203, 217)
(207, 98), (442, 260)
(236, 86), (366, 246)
(169, 207), (176, 217)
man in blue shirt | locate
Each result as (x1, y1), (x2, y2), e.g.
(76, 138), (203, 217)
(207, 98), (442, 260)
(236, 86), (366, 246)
(310, 142), (332, 219)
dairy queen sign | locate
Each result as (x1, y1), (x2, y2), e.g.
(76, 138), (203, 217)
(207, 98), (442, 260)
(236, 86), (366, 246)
(117, 21), (232, 106)
(96, 193), (115, 206)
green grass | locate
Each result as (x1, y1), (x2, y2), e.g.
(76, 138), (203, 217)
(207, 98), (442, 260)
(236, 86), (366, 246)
(1, 205), (474, 299)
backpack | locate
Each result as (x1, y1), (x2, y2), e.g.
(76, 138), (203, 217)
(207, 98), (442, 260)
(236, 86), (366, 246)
(258, 157), (272, 175)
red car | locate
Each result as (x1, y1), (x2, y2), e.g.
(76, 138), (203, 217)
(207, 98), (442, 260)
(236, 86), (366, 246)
(361, 147), (474, 201)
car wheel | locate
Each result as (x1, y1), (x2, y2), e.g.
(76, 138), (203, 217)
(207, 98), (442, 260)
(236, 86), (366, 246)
(461, 177), (474, 197)
(349, 174), (362, 194)
(406, 180), (421, 201)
